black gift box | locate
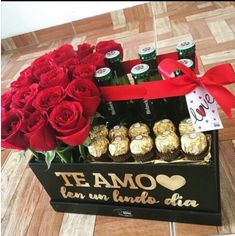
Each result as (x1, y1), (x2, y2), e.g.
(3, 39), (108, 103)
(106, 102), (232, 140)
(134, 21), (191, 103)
(29, 131), (221, 225)
(29, 52), (221, 226)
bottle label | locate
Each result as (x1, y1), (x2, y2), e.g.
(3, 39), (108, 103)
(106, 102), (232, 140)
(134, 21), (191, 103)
(107, 102), (116, 116)
(143, 100), (151, 115)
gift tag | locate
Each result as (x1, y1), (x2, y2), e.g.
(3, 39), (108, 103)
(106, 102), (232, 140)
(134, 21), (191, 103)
(185, 86), (223, 132)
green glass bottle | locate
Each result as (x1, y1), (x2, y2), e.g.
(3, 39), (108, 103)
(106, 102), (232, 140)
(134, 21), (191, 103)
(105, 50), (129, 85)
(174, 58), (195, 123)
(94, 67), (125, 126)
(176, 40), (196, 66)
(138, 46), (162, 81)
(131, 64), (158, 124)
(105, 50), (136, 125)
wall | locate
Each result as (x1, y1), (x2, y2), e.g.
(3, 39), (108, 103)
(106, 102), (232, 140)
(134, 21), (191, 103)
(1, 1), (147, 39)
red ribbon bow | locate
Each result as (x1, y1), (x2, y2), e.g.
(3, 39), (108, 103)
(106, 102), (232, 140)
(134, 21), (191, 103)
(100, 58), (235, 119)
(155, 58), (235, 119)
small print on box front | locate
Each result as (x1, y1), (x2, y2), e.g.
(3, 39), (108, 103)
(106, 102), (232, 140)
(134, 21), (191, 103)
(29, 131), (221, 226)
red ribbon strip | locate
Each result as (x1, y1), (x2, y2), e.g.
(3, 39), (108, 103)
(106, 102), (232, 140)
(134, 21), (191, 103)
(99, 58), (235, 119)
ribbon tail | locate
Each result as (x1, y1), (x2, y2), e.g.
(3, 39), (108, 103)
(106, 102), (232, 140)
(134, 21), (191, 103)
(205, 84), (235, 119)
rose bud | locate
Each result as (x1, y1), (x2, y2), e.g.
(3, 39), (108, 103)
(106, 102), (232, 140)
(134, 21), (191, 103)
(66, 79), (101, 116)
(77, 43), (94, 60)
(72, 63), (96, 81)
(1, 110), (28, 150)
(11, 83), (38, 112)
(22, 111), (57, 151)
(81, 52), (105, 69)
(96, 40), (124, 59)
(49, 101), (90, 146)
(32, 86), (65, 113)
(39, 67), (69, 89)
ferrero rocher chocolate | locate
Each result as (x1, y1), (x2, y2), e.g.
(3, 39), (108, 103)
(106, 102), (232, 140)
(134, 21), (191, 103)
(88, 137), (109, 158)
(155, 131), (180, 153)
(89, 125), (109, 139)
(181, 132), (207, 156)
(109, 125), (128, 140)
(153, 119), (176, 136)
(109, 136), (129, 157)
(179, 118), (195, 136)
(128, 122), (150, 138)
(130, 135), (154, 156)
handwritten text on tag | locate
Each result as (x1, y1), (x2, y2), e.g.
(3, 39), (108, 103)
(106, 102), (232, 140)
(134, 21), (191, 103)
(185, 86), (223, 132)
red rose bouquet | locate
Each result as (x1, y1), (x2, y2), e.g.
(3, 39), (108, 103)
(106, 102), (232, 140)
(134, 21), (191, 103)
(1, 40), (122, 168)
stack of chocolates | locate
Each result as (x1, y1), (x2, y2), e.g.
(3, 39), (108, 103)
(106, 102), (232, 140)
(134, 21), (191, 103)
(87, 118), (210, 163)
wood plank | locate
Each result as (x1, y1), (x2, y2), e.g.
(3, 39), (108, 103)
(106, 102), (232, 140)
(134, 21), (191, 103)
(1, 168), (43, 236)
(26, 190), (64, 236)
(1, 149), (11, 167)
(1, 150), (32, 219)
(59, 213), (96, 236)
(217, 141), (235, 234)
(94, 216), (170, 236)
(175, 223), (218, 236)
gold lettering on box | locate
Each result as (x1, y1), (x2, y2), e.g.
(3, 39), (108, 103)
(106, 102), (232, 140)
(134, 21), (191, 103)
(108, 173), (138, 189)
(60, 186), (86, 199)
(89, 193), (109, 201)
(93, 173), (113, 188)
(113, 190), (159, 204)
(135, 174), (157, 190)
(164, 193), (199, 207)
(55, 172), (90, 187)
(156, 175), (186, 191)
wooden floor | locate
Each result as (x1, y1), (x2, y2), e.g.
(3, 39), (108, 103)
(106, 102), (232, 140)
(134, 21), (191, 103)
(1, 2), (235, 236)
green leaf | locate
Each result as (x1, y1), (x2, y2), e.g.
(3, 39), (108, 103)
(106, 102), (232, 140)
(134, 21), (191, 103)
(94, 112), (105, 119)
(82, 137), (91, 147)
(29, 148), (39, 159)
(45, 150), (56, 169)
(79, 145), (86, 159)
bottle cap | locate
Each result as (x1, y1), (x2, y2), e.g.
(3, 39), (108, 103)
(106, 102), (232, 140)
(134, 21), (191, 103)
(138, 46), (156, 61)
(95, 67), (112, 82)
(176, 40), (196, 56)
(131, 64), (149, 76)
(105, 50), (121, 63)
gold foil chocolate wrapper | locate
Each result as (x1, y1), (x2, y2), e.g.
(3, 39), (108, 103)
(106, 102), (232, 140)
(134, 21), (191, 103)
(109, 125), (128, 140)
(88, 137), (109, 158)
(179, 118), (195, 136)
(109, 136), (129, 156)
(155, 131), (180, 153)
(153, 119), (176, 136)
(128, 122), (150, 138)
(89, 125), (109, 139)
(181, 132), (207, 156)
(130, 135), (154, 155)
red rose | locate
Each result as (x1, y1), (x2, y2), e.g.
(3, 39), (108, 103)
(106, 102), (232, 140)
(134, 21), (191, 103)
(49, 101), (90, 146)
(96, 40), (123, 59)
(39, 67), (69, 89)
(22, 111), (57, 151)
(81, 52), (105, 69)
(72, 63), (96, 80)
(1, 110), (28, 150)
(1, 90), (14, 112)
(11, 83), (38, 111)
(32, 86), (65, 112)
(51, 44), (76, 65)
(66, 79), (101, 116)
(10, 73), (33, 89)
(77, 43), (94, 60)
(59, 57), (79, 73)
(31, 54), (54, 82)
